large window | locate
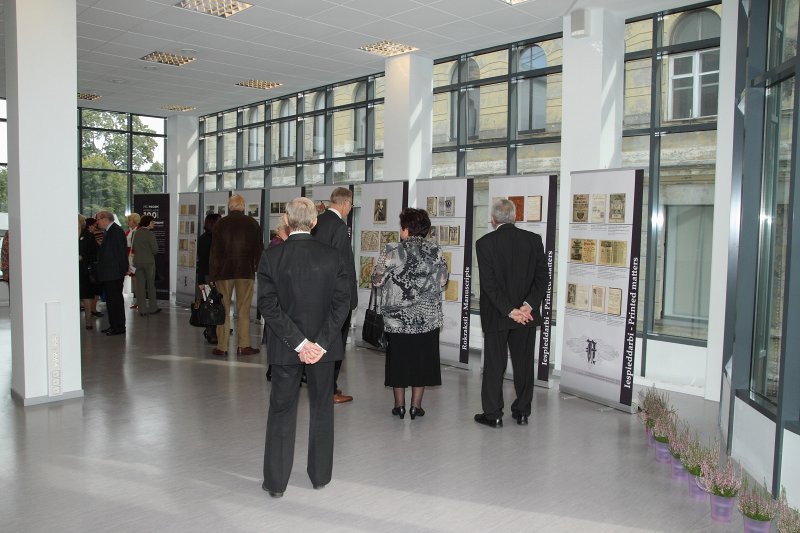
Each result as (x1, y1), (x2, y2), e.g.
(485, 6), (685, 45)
(198, 74), (383, 189)
(79, 110), (166, 223)
(622, 2), (722, 342)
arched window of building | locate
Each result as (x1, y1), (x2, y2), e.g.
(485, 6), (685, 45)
(279, 100), (294, 159)
(354, 82), (367, 152)
(517, 45), (548, 132)
(450, 59), (481, 141)
(313, 92), (325, 157)
(667, 10), (721, 120)
(246, 107), (261, 164)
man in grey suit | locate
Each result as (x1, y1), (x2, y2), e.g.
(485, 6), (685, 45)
(474, 199), (549, 428)
(258, 197), (351, 498)
(311, 187), (357, 404)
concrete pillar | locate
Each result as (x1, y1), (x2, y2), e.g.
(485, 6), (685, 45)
(383, 53), (433, 205)
(6, 0), (82, 404)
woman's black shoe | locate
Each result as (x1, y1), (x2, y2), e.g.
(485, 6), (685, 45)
(409, 406), (425, 420)
(391, 406), (406, 419)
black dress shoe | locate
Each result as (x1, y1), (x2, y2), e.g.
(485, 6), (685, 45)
(391, 406), (406, 419)
(101, 327), (112, 333)
(262, 482), (283, 498)
(512, 413), (529, 425)
(105, 328), (126, 336)
(91, 311), (104, 317)
(409, 406), (425, 420)
(474, 413), (503, 428)
(312, 483), (327, 490)
(151, 308), (162, 314)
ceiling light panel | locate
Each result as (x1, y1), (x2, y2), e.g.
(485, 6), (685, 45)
(359, 41), (419, 57)
(77, 92), (102, 101)
(236, 80), (283, 90)
(141, 51), (196, 67)
(161, 105), (197, 112)
(175, 0), (253, 18)
(497, 0), (533, 4)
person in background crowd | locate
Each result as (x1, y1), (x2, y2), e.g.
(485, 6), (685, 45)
(84, 217), (104, 316)
(258, 197), (350, 498)
(131, 215), (160, 316)
(474, 198), (549, 428)
(209, 194), (264, 357)
(95, 210), (129, 336)
(268, 223), (289, 249)
(79, 215), (102, 329)
(372, 208), (449, 420)
(1, 229), (9, 284)
(197, 213), (221, 345)
(126, 213), (141, 309)
(312, 187), (357, 404)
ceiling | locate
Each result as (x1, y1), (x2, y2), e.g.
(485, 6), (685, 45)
(0, 0), (699, 118)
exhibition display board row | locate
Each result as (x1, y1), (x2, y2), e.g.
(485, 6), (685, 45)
(133, 193), (171, 301)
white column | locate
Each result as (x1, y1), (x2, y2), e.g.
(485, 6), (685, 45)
(383, 53), (433, 205)
(554, 8), (625, 371)
(705, 0), (739, 401)
(166, 114), (199, 301)
(6, 0), (82, 404)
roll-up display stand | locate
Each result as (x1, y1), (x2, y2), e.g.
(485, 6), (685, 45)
(353, 181), (409, 351)
(133, 193), (171, 300)
(415, 178), (473, 368)
(176, 193), (200, 307)
(559, 168), (644, 414)
(485, 175), (557, 388)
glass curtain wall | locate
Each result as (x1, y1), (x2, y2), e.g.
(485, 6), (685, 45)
(198, 75), (384, 190)
(622, 1), (722, 343)
(432, 35), (563, 309)
(79, 109), (166, 223)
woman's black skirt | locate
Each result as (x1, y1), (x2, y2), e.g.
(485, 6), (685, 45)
(384, 328), (441, 387)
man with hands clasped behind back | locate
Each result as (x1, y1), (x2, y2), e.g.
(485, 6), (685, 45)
(474, 198), (549, 428)
(257, 197), (351, 498)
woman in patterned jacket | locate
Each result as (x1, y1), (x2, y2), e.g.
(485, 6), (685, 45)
(372, 208), (449, 420)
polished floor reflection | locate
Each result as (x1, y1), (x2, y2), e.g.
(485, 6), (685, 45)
(1, 305), (739, 532)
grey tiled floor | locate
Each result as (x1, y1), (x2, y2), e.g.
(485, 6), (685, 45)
(1, 305), (742, 532)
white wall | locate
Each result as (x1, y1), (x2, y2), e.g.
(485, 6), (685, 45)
(782, 429), (800, 507)
(731, 399), (776, 488)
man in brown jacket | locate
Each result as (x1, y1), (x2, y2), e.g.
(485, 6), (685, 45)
(209, 194), (264, 356)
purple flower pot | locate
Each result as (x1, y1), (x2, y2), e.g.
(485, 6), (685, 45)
(687, 473), (708, 502)
(709, 494), (735, 522)
(655, 441), (671, 463)
(742, 516), (772, 533)
(646, 428), (655, 447)
(671, 455), (688, 480)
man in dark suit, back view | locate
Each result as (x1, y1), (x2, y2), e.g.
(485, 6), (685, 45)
(95, 211), (129, 336)
(474, 198), (549, 428)
(258, 197), (351, 498)
(311, 187), (357, 404)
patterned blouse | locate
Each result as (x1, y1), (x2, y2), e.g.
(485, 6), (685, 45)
(372, 236), (449, 335)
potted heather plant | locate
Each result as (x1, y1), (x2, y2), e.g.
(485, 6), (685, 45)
(738, 479), (779, 533)
(778, 488), (800, 533)
(667, 420), (691, 481)
(638, 386), (670, 447)
(681, 435), (719, 502)
(652, 409), (676, 464)
(698, 457), (742, 522)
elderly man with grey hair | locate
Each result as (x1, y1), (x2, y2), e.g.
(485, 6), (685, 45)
(95, 210), (129, 336)
(474, 198), (549, 428)
(257, 197), (351, 498)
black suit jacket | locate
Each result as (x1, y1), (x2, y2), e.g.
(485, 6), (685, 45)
(257, 234), (351, 365)
(476, 223), (549, 333)
(311, 209), (358, 310)
(96, 223), (129, 282)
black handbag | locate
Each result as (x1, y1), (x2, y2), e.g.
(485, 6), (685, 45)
(87, 262), (100, 285)
(190, 286), (226, 327)
(361, 286), (386, 349)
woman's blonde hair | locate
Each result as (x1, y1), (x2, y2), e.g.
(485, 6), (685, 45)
(127, 212), (141, 226)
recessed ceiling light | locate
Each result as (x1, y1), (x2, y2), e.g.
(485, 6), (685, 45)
(141, 51), (196, 67)
(497, 0), (533, 4)
(236, 80), (282, 90)
(161, 104), (197, 112)
(77, 92), (102, 101)
(175, 0), (253, 18)
(359, 40), (418, 57)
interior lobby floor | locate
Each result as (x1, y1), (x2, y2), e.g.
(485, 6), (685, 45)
(1, 304), (741, 532)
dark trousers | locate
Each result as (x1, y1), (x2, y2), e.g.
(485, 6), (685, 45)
(102, 278), (125, 330)
(481, 327), (537, 418)
(333, 310), (352, 392)
(264, 361), (335, 492)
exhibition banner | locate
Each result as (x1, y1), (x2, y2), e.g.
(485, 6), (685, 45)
(133, 193), (170, 300)
(176, 193), (200, 306)
(353, 181), (409, 350)
(486, 175), (557, 385)
(559, 168), (644, 412)
(416, 178), (473, 366)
